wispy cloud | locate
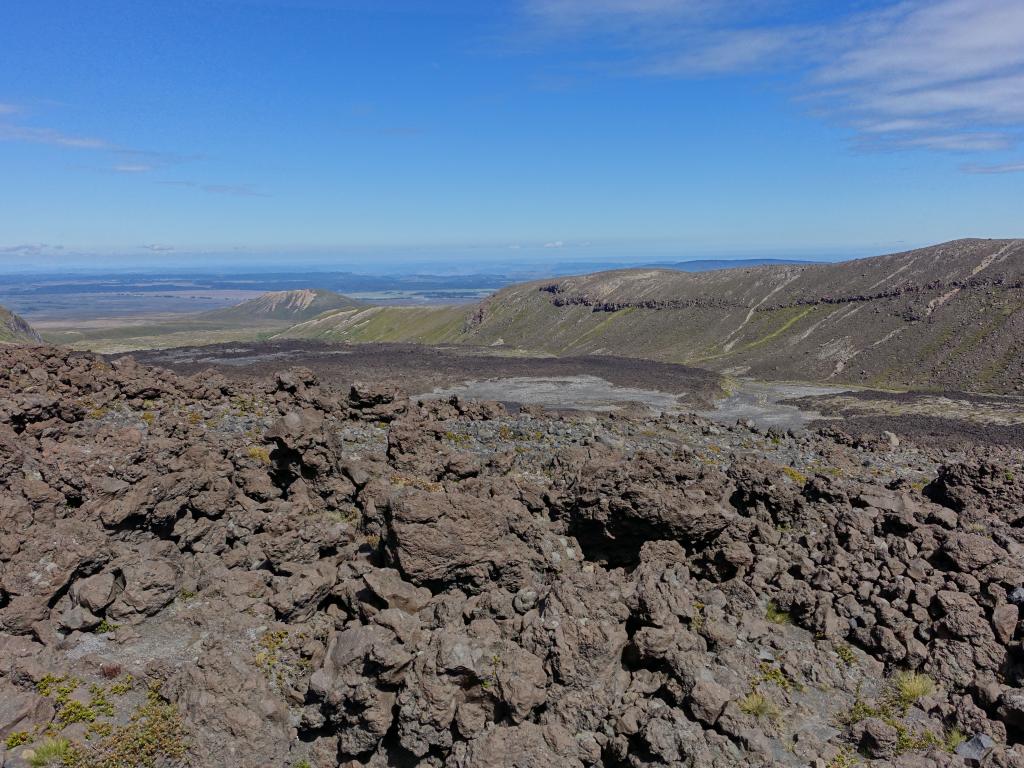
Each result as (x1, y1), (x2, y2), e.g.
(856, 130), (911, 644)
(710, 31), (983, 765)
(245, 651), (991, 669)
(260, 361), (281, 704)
(114, 163), (154, 173)
(142, 243), (176, 252)
(525, 0), (1024, 157)
(0, 105), (255, 196)
(962, 161), (1024, 174)
(159, 180), (269, 197)
(528, 0), (726, 26)
(0, 243), (64, 257)
(0, 124), (110, 149)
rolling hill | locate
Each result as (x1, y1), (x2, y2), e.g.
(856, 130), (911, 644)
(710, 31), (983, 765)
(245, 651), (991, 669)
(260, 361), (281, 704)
(0, 305), (42, 344)
(288, 239), (1023, 393)
(458, 239), (1024, 392)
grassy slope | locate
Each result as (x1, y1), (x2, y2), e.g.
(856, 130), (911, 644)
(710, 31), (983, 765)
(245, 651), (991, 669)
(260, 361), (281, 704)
(277, 305), (470, 344)
(447, 239), (1024, 392)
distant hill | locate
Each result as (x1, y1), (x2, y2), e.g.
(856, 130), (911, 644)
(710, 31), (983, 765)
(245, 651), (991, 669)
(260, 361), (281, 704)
(0, 305), (42, 344)
(460, 239), (1024, 392)
(648, 258), (820, 272)
(199, 289), (361, 324)
(284, 239), (1024, 393)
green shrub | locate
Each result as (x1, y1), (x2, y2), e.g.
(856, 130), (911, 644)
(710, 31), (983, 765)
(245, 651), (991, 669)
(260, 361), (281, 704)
(5, 731), (32, 749)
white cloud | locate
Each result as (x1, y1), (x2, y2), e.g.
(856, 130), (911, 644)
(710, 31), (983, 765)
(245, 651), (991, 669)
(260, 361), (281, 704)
(544, 240), (565, 248)
(525, 0), (1024, 156)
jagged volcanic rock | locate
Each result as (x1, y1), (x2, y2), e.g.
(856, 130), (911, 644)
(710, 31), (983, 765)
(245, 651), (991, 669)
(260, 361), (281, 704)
(0, 345), (1023, 767)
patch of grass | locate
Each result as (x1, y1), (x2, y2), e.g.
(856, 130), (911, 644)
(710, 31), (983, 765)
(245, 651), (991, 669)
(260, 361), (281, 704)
(781, 466), (808, 486)
(246, 445), (272, 464)
(944, 728), (967, 752)
(26, 737), (74, 768)
(892, 671), (935, 711)
(753, 662), (803, 693)
(834, 642), (857, 667)
(140, 411), (155, 426)
(765, 601), (792, 625)
(738, 691), (779, 719)
(839, 675), (956, 756)
(826, 748), (859, 768)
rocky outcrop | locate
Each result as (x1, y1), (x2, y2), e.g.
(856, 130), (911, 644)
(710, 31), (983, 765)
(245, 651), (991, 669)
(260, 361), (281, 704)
(1, 345), (1023, 767)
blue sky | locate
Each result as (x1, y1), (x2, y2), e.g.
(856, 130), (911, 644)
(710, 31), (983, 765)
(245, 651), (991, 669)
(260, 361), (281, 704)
(1, 0), (1023, 268)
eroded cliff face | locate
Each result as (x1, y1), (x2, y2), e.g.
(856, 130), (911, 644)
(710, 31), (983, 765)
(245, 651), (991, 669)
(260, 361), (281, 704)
(1, 345), (1024, 767)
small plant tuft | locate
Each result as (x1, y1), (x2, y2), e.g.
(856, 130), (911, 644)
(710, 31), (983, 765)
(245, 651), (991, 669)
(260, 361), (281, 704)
(5, 731), (32, 749)
(892, 671), (935, 710)
(738, 691), (779, 719)
(765, 601), (792, 625)
(26, 737), (74, 768)
(109, 674), (136, 696)
(246, 445), (272, 464)
(834, 642), (857, 667)
(782, 466), (808, 485)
